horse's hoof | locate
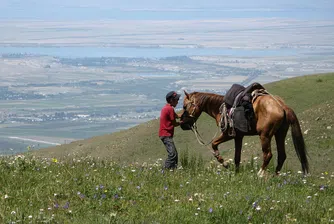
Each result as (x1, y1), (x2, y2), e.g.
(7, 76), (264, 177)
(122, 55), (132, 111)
(257, 168), (265, 178)
(223, 162), (230, 169)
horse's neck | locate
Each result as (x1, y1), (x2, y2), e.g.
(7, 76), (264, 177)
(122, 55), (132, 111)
(197, 94), (223, 119)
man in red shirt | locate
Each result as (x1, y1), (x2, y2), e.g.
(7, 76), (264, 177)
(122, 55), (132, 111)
(159, 91), (182, 170)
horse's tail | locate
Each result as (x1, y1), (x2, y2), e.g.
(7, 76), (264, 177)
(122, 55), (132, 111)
(285, 107), (309, 174)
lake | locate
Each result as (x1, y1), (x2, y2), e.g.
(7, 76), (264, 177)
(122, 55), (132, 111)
(0, 46), (309, 58)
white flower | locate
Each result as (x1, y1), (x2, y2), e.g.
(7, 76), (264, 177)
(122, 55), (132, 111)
(11, 211), (16, 215)
(174, 199), (180, 202)
(307, 196), (312, 199)
(4, 194), (9, 199)
(28, 215), (33, 219)
(256, 206), (261, 211)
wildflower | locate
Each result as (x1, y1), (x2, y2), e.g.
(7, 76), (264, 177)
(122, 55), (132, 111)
(209, 208), (213, 213)
(52, 158), (58, 163)
(63, 202), (69, 209)
(195, 213), (198, 216)
(11, 211), (16, 215)
(252, 201), (258, 208)
(189, 197), (193, 202)
(174, 199), (180, 202)
(28, 215), (32, 219)
(307, 196), (312, 199)
(256, 206), (261, 211)
(4, 194), (9, 199)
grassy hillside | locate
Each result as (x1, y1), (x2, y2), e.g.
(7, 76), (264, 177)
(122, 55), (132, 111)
(1, 73), (333, 223)
(33, 73), (334, 174)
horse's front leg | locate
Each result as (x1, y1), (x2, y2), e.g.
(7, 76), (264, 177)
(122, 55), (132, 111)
(211, 133), (233, 168)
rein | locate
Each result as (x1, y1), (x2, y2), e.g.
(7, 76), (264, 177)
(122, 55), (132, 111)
(191, 121), (220, 146)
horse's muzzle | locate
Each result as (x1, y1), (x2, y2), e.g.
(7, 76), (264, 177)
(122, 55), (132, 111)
(180, 122), (193, 131)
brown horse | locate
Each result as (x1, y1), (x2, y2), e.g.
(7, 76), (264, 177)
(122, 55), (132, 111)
(180, 89), (309, 176)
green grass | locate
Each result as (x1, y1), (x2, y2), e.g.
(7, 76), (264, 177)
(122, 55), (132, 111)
(0, 155), (333, 223)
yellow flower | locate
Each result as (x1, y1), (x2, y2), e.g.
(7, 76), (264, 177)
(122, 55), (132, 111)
(52, 158), (58, 163)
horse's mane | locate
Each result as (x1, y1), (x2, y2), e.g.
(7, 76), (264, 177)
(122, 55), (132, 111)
(191, 92), (225, 108)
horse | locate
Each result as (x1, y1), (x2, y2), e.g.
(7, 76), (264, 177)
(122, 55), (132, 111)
(180, 87), (309, 177)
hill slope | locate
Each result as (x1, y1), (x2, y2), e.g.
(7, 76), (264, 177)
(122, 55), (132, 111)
(33, 73), (334, 174)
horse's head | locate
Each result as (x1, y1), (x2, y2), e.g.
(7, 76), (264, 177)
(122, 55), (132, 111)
(180, 90), (201, 130)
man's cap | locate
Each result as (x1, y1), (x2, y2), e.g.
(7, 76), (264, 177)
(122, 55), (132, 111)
(166, 91), (181, 101)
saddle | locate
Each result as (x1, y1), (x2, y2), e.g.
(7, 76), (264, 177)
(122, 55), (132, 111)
(221, 82), (266, 135)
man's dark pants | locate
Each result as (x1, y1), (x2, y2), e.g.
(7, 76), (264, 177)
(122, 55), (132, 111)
(160, 136), (178, 169)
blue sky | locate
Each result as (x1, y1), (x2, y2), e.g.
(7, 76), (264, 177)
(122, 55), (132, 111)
(1, 0), (333, 20)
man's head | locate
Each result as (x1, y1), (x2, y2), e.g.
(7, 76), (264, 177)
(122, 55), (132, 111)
(166, 91), (181, 105)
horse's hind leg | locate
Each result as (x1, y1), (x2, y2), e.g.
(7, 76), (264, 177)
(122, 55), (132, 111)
(258, 134), (273, 177)
(274, 124), (289, 174)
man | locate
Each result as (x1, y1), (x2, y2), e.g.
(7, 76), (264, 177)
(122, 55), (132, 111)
(159, 91), (182, 170)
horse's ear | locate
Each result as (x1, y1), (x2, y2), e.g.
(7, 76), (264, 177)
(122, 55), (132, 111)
(184, 90), (190, 99)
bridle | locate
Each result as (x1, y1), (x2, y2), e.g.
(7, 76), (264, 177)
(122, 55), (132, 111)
(183, 99), (198, 118)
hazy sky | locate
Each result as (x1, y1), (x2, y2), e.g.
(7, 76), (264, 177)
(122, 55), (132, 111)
(1, 0), (333, 20)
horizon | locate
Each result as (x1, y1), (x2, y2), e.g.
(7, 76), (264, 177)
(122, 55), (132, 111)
(1, 0), (334, 20)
